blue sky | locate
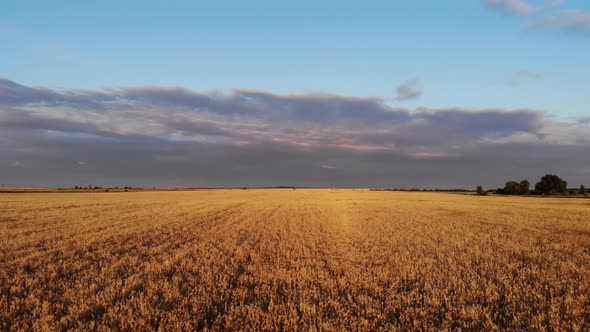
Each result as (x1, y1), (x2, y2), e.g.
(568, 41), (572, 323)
(1, 0), (589, 187)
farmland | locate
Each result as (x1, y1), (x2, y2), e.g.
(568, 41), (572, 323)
(1, 189), (589, 330)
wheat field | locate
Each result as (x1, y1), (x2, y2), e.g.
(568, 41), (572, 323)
(1, 189), (589, 331)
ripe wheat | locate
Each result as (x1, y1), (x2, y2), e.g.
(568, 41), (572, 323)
(1, 190), (589, 330)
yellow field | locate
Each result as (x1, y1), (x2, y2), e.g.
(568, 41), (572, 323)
(1, 189), (589, 331)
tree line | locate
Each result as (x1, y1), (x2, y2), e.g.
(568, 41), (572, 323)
(477, 174), (586, 196)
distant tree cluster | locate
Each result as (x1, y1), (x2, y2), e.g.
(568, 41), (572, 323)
(73, 185), (104, 190)
(498, 180), (530, 195)
(72, 186), (135, 190)
(494, 174), (585, 196)
(534, 175), (567, 195)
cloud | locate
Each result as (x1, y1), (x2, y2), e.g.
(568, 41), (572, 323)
(1, 77), (589, 188)
(0, 78), (111, 110)
(486, 0), (535, 15)
(394, 78), (423, 101)
(513, 69), (542, 79)
(485, 0), (563, 15)
(0, 78), (542, 152)
(485, 1), (590, 39)
(527, 9), (590, 37)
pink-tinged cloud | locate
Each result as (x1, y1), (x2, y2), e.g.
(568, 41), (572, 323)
(2, 77), (590, 188)
(0, 77), (552, 156)
(485, 0), (563, 15)
(412, 152), (450, 159)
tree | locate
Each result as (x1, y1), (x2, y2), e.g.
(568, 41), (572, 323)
(476, 185), (484, 195)
(519, 180), (530, 195)
(535, 174), (567, 195)
(580, 185), (586, 195)
(499, 180), (530, 195)
(503, 181), (519, 195)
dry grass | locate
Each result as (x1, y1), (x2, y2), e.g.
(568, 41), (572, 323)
(1, 189), (589, 331)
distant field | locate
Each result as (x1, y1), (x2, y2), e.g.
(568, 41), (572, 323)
(1, 190), (589, 330)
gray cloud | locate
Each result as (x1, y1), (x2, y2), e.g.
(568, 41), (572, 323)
(394, 78), (423, 101)
(1, 77), (589, 188)
(2, 136), (589, 189)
